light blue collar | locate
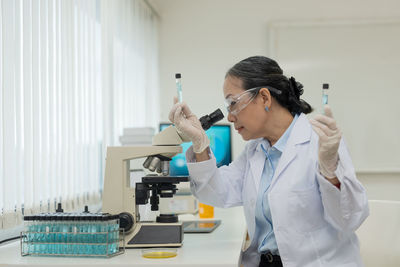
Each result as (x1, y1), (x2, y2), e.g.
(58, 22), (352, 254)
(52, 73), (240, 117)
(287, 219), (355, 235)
(262, 114), (299, 153)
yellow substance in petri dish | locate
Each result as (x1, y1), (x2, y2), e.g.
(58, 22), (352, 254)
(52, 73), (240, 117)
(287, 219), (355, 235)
(142, 251), (177, 259)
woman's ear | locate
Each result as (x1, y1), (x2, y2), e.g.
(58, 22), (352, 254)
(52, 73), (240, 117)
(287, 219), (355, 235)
(259, 88), (272, 109)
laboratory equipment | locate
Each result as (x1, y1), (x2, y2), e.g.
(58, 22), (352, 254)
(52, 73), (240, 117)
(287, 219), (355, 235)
(21, 204), (124, 257)
(157, 123), (231, 216)
(199, 108), (224, 130)
(182, 220), (221, 233)
(158, 123), (232, 176)
(119, 127), (154, 145)
(175, 73), (182, 102)
(142, 248), (177, 259)
(199, 202), (214, 219)
(102, 109), (224, 248)
(322, 83), (329, 105)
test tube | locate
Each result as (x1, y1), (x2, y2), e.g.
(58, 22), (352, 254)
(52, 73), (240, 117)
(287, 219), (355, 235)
(76, 214), (85, 255)
(65, 214), (73, 255)
(98, 215), (107, 255)
(73, 215), (80, 255)
(61, 215), (69, 252)
(88, 215), (96, 255)
(109, 214), (119, 254)
(322, 83), (329, 105)
(38, 214), (46, 254)
(175, 73), (182, 102)
(23, 215), (34, 254)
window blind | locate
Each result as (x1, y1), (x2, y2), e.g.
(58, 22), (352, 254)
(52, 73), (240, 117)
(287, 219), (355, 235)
(0, 0), (159, 230)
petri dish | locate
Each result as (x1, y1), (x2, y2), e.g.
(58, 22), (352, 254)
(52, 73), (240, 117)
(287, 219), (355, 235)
(142, 248), (178, 259)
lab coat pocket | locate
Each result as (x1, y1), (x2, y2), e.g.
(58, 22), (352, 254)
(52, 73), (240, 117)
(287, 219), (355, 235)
(289, 186), (326, 233)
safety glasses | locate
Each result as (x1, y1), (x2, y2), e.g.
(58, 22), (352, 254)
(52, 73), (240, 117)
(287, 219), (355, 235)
(224, 86), (282, 116)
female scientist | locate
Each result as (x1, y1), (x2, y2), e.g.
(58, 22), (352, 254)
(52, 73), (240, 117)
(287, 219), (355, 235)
(169, 56), (369, 267)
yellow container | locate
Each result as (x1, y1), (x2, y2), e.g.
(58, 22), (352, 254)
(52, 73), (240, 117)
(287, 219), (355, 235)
(199, 203), (214, 219)
(142, 248), (177, 259)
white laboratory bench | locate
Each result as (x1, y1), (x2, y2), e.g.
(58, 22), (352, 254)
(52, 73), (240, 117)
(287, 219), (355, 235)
(0, 207), (246, 267)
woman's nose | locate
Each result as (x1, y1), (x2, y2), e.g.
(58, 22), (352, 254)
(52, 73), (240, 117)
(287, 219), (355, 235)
(227, 112), (236, 123)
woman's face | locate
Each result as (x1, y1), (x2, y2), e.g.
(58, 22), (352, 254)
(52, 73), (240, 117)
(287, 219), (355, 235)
(223, 76), (268, 140)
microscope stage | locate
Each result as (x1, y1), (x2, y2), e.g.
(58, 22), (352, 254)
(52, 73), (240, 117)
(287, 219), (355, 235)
(142, 176), (189, 184)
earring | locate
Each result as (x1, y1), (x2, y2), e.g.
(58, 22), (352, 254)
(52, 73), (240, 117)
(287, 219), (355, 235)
(265, 106), (269, 112)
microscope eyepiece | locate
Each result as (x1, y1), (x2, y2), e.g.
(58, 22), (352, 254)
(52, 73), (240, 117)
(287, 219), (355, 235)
(199, 108), (224, 131)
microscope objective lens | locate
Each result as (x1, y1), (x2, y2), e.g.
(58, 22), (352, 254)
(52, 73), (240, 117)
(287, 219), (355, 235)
(148, 157), (161, 172)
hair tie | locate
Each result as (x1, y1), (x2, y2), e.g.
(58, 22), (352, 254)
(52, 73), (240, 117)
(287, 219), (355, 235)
(289, 77), (304, 99)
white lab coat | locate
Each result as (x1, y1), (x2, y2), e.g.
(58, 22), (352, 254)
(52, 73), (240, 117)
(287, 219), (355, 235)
(186, 113), (369, 267)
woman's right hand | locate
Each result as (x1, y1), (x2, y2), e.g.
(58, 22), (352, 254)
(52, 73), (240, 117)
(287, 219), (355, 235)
(168, 99), (209, 153)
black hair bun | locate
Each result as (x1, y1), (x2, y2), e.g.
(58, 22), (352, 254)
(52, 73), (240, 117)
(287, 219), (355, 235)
(289, 77), (304, 99)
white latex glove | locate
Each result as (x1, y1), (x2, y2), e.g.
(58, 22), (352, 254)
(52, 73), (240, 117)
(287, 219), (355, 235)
(309, 105), (342, 178)
(168, 100), (209, 153)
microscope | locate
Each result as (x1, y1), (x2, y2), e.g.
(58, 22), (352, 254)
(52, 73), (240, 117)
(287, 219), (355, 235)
(102, 109), (224, 248)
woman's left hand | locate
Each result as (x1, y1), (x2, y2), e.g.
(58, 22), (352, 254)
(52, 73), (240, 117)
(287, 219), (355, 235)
(309, 105), (342, 179)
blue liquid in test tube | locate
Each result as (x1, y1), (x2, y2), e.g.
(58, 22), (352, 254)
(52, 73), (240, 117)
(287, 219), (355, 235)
(322, 83), (329, 105)
(322, 83), (329, 114)
(175, 73), (182, 102)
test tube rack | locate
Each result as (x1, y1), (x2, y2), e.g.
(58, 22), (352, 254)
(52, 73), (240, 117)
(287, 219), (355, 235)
(21, 212), (125, 258)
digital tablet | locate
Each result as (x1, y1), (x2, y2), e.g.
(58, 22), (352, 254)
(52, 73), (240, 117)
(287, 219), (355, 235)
(183, 219), (221, 233)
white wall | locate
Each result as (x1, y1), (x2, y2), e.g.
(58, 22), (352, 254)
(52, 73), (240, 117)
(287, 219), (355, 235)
(269, 20), (400, 171)
(152, 0), (400, 199)
(357, 173), (400, 201)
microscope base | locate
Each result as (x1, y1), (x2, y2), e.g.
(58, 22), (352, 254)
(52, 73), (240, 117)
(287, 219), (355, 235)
(125, 222), (183, 248)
